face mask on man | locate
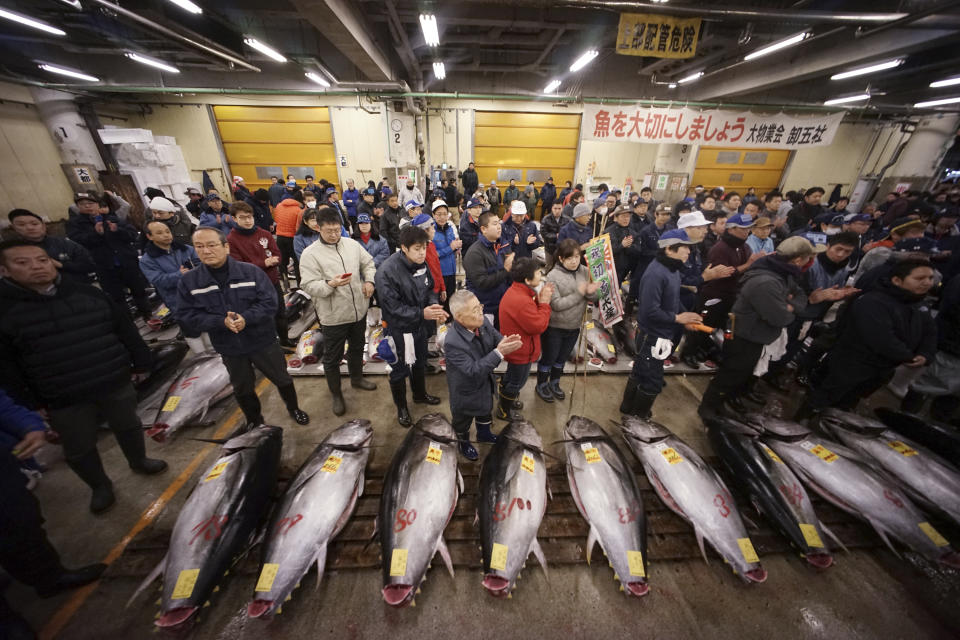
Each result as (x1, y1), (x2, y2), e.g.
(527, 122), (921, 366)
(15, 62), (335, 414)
(597, 206), (608, 215)
(824, 227), (841, 236)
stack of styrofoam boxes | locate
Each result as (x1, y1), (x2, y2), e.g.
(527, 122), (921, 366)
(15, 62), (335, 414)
(99, 127), (201, 205)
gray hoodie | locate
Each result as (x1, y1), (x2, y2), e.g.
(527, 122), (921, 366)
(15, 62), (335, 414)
(545, 263), (599, 330)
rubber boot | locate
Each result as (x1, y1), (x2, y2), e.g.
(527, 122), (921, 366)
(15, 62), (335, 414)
(900, 389), (927, 414)
(698, 384), (725, 422)
(475, 418), (498, 444)
(278, 384), (309, 424)
(619, 377), (640, 415)
(326, 368), (346, 416)
(411, 367), (441, 405)
(66, 452), (115, 514)
(348, 352), (377, 390)
(495, 384), (523, 421)
(549, 366), (566, 400)
(534, 369), (554, 403)
(456, 430), (478, 461)
(743, 376), (766, 405)
(632, 391), (657, 419)
(112, 427), (167, 475)
(390, 379), (412, 427)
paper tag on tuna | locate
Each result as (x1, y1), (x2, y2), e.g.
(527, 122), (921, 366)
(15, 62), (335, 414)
(255, 563), (279, 592)
(585, 322), (594, 330)
(321, 451), (343, 473)
(607, 343), (616, 354)
(162, 396), (181, 412)
(919, 522), (949, 547)
(303, 345), (313, 356)
(157, 306), (170, 317)
(627, 550), (645, 577)
(887, 440), (918, 457)
(426, 442), (443, 465)
(521, 451), (535, 474)
(737, 538), (760, 564)
(580, 442), (601, 464)
(204, 460), (229, 482)
(799, 523), (824, 548)
(761, 445), (784, 464)
(800, 441), (838, 463)
(171, 569), (199, 600)
(490, 543), (508, 571)
(655, 443), (683, 465)
(390, 549), (408, 576)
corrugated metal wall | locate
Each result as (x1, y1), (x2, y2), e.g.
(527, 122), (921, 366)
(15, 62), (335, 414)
(692, 146), (790, 194)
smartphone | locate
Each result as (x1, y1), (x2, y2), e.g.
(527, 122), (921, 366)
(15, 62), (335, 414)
(341, 272), (353, 278)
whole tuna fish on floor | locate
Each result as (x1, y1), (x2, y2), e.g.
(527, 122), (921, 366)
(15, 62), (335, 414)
(146, 353), (233, 442)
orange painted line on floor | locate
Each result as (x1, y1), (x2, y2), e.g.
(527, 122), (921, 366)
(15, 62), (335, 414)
(38, 378), (272, 640)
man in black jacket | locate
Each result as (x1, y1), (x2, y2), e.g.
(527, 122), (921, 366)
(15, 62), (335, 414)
(540, 201), (570, 261)
(539, 177), (558, 218)
(461, 162), (479, 197)
(787, 186), (825, 232)
(381, 192), (404, 253)
(375, 226), (449, 427)
(0, 240), (166, 514)
(177, 228), (309, 430)
(801, 258), (937, 417)
(7, 209), (95, 285)
(67, 192), (152, 318)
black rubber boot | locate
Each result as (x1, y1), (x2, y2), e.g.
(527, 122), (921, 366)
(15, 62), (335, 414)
(390, 380), (412, 427)
(534, 369), (554, 403)
(475, 418), (498, 443)
(549, 366), (566, 400)
(36, 563), (107, 598)
(66, 453), (115, 514)
(619, 377), (640, 415)
(112, 428), (167, 475)
(495, 384), (523, 421)
(632, 391), (657, 419)
(411, 367), (441, 405)
(326, 368), (346, 416)
(348, 352), (377, 390)
(456, 430), (479, 461)
(900, 389), (927, 414)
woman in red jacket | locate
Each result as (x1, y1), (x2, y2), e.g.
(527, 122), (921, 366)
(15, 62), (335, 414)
(412, 212), (447, 302)
(497, 257), (554, 420)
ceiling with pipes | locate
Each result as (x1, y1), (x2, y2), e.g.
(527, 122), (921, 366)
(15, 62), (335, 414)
(2, 0), (960, 114)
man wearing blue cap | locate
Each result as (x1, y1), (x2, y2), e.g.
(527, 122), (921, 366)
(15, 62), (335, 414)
(326, 187), (351, 230)
(357, 187), (377, 219)
(620, 229), (702, 417)
(794, 212), (844, 247)
(198, 194), (236, 234)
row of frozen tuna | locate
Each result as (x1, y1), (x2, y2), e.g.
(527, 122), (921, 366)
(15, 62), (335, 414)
(130, 409), (960, 629)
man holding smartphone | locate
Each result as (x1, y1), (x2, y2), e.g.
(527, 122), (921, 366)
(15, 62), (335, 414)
(299, 209), (378, 416)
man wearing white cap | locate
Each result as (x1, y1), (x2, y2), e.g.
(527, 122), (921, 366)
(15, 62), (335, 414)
(502, 200), (542, 259)
(148, 196), (195, 246)
(677, 210), (735, 309)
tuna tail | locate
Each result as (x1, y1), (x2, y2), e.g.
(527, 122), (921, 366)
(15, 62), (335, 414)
(820, 522), (849, 554)
(314, 545), (329, 590)
(530, 538), (549, 578)
(694, 527), (709, 565)
(436, 537), (455, 579)
(127, 555), (166, 608)
(457, 470), (464, 495)
(869, 520), (902, 559)
(585, 525), (599, 565)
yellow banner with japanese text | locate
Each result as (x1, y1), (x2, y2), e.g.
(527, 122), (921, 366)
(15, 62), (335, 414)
(616, 13), (702, 59)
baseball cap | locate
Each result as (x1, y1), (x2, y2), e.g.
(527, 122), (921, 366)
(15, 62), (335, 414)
(890, 218), (925, 235)
(364, 188), (376, 196)
(432, 200), (448, 212)
(573, 202), (592, 219)
(404, 200), (423, 211)
(613, 205), (632, 217)
(285, 180), (297, 188)
(466, 197), (483, 209)
(325, 186), (337, 194)
(655, 203), (672, 215)
(846, 213), (872, 223)
(148, 196), (176, 213)
(205, 193), (221, 202)
(509, 200), (527, 216)
(412, 213), (433, 228)
(658, 229), (696, 248)
(754, 216), (774, 228)
(356, 213), (372, 224)
(74, 192), (98, 204)
(777, 236), (823, 258)
(232, 175), (244, 184)
(184, 187), (201, 196)
(381, 186), (393, 195)
(815, 212), (844, 226)
(677, 211), (709, 228)
(725, 213), (756, 228)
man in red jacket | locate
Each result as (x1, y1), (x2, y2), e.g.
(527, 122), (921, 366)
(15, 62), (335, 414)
(497, 257), (554, 420)
(226, 202), (294, 348)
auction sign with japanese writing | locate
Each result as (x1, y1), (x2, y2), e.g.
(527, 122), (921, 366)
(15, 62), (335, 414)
(583, 104), (844, 150)
(616, 13), (702, 59)
(584, 234), (624, 328)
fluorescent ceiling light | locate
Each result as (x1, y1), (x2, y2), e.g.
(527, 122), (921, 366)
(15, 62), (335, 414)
(677, 71), (703, 84)
(743, 31), (809, 61)
(543, 79), (561, 93)
(930, 76), (960, 89)
(823, 93), (870, 106)
(432, 62), (446, 80)
(167, 0), (202, 14)
(39, 63), (99, 82)
(244, 38), (286, 63)
(126, 52), (179, 74)
(420, 14), (439, 47)
(569, 50), (599, 72)
(914, 96), (960, 108)
(668, 82), (678, 89)
(304, 72), (330, 87)
(0, 8), (66, 35)
(830, 58), (903, 81)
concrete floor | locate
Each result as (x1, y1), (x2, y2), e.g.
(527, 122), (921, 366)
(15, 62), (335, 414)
(9, 371), (960, 639)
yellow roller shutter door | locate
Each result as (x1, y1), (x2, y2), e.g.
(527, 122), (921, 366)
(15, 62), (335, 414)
(474, 111), (581, 218)
(212, 106), (338, 192)
(691, 147), (790, 195)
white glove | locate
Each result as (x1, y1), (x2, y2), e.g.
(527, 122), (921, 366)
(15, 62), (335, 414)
(651, 338), (673, 360)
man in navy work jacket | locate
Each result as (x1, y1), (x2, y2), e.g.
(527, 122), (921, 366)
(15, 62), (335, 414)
(443, 290), (522, 460)
(177, 227), (309, 429)
(620, 229), (703, 419)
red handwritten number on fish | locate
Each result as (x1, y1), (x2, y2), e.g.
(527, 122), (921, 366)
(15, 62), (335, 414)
(618, 500), (643, 524)
(189, 515), (228, 545)
(179, 376), (200, 391)
(394, 508), (417, 532)
(883, 489), (904, 509)
(275, 514), (303, 535)
(494, 498), (533, 522)
(781, 483), (804, 508)
(714, 494), (731, 518)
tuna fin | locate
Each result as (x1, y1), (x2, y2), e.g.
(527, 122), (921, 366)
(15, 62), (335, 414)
(820, 521), (849, 553)
(473, 510), (479, 528)
(546, 476), (553, 502)
(314, 545), (328, 590)
(695, 528), (709, 565)
(357, 470), (366, 498)
(504, 454), (523, 485)
(530, 538), (549, 578)
(127, 555), (166, 608)
(869, 520), (902, 559)
(741, 511), (760, 532)
(457, 470), (464, 496)
(585, 525), (599, 565)
(436, 537), (455, 579)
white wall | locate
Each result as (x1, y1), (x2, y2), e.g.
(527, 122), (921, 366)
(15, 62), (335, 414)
(329, 106), (389, 188)
(889, 114), (960, 178)
(780, 122), (889, 193)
